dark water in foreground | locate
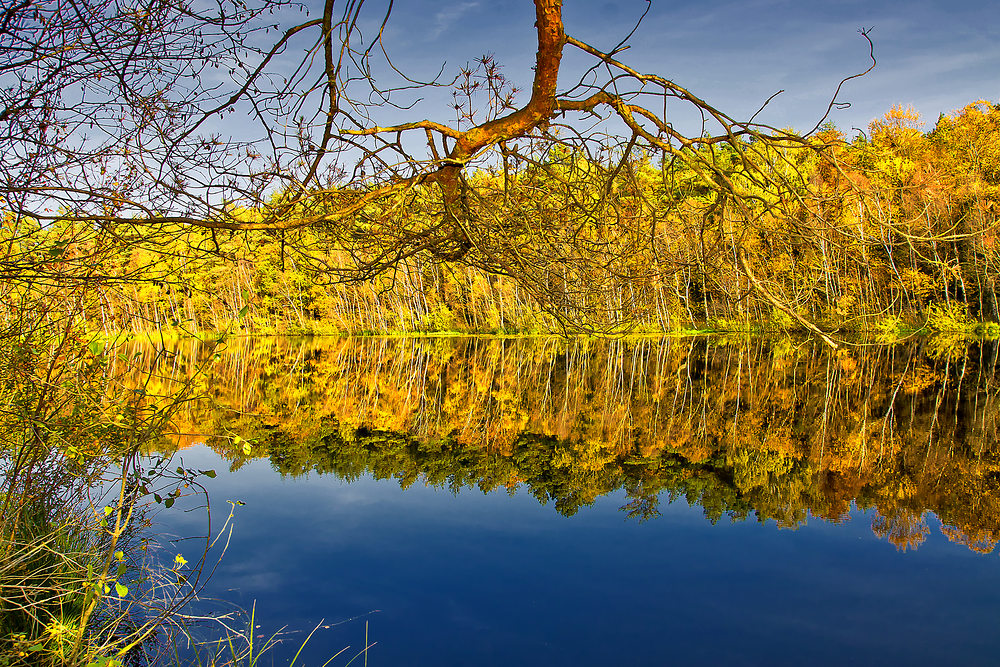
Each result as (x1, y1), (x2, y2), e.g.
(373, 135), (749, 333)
(146, 336), (1000, 664)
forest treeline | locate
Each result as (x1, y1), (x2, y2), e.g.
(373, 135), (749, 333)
(7, 99), (1000, 336)
(135, 336), (1000, 554)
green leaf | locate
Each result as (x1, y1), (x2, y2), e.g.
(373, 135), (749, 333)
(114, 582), (128, 598)
(164, 497), (174, 509)
(237, 304), (249, 318)
(242, 442), (252, 456)
(203, 469), (217, 479)
(89, 339), (105, 356)
(116, 563), (126, 579)
(103, 505), (113, 516)
(114, 550), (124, 562)
(47, 241), (68, 257)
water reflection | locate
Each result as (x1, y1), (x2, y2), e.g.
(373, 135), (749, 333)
(136, 336), (1000, 553)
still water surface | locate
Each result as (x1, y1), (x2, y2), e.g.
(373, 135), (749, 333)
(146, 336), (1000, 664)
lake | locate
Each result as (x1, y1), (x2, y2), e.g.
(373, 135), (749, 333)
(141, 335), (1000, 665)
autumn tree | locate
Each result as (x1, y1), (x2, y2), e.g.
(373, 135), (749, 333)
(2, 0), (875, 337)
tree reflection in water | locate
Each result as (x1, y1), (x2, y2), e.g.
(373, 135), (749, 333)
(133, 336), (1000, 553)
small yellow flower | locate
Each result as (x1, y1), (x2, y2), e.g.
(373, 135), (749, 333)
(47, 620), (70, 637)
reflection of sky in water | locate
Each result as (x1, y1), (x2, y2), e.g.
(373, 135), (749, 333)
(155, 446), (1000, 666)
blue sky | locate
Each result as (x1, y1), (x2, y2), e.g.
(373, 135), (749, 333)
(348, 0), (1000, 137)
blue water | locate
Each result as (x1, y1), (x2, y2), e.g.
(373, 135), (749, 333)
(154, 446), (1000, 666)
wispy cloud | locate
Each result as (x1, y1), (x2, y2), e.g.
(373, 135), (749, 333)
(428, 2), (480, 41)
